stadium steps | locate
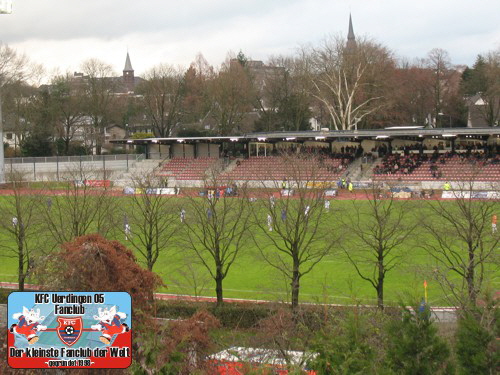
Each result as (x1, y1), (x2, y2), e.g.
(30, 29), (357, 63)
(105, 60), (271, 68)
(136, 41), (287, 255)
(343, 157), (363, 180)
(361, 157), (382, 180)
(220, 159), (241, 175)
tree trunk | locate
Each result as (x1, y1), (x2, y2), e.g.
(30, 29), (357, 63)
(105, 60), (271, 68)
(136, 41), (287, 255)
(467, 249), (476, 305)
(18, 243), (24, 292)
(377, 255), (384, 310)
(376, 281), (384, 310)
(147, 244), (153, 271)
(65, 136), (70, 156)
(291, 259), (300, 310)
(215, 272), (224, 307)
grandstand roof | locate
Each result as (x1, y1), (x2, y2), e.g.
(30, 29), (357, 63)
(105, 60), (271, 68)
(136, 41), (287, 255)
(111, 127), (500, 145)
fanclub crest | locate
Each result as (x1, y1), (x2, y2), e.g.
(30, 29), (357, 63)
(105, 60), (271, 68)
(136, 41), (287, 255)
(56, 316), (83, 346)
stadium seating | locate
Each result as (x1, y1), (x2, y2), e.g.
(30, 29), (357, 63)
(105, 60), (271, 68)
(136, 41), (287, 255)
(372, 154), (500, 182)
(158, 157), (219, 180)
(220, 156), (348, 181)
(156, 151), (499, 183)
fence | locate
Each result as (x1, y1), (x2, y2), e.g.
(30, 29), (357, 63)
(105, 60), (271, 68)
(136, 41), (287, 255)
(4, 154), (146, 181)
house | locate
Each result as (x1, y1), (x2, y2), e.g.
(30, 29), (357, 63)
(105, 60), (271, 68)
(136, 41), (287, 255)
(466, 93), (500, 127)
(105, 125), (126, 143)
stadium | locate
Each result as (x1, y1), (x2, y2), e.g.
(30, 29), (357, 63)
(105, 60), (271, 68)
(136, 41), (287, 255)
(2, 125), (499, 306)
(112, 126), (500, 188)
(3, 125), (497, 372)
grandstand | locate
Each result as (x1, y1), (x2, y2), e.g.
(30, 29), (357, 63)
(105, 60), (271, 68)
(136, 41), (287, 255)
(111, 128), (500, 187)
(220, 155), (349, 182)
(373, 153), (500, 182)
(158, 157), (219, 180)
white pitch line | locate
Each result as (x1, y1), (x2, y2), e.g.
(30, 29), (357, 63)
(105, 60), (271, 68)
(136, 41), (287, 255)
(171, 287), (388, 302)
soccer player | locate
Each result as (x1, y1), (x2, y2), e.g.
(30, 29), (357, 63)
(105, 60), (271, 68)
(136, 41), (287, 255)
(270, 196), (275, 208)
(324, 200), (330, 211)
(267, 214), (273, 231)
(124, 223), (131, 241)
(180, 209), (186, 223)
(492, 214), (497, 234)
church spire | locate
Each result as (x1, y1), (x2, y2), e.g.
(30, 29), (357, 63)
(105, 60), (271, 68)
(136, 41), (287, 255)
(123, 52), (135, 92)
(346, 13), (357, 49)
(124, 52), (133, 72)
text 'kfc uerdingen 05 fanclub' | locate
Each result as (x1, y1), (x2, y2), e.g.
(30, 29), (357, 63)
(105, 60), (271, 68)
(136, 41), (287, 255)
(8, 291), (132, 369)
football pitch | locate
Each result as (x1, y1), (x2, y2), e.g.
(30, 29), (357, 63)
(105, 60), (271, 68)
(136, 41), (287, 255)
(0, 194), (498, 307)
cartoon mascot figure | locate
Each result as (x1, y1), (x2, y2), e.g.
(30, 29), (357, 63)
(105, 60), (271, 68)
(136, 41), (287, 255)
(91, 306), (129, 345)
(10, 307), (47, 344)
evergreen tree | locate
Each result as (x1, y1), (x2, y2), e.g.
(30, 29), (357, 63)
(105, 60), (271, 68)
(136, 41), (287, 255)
(236, 50), (248, 67)
(20, 87), (55, 156)
(455, 302), (499, 374)
(461, 55), (488, 96)
(385, 303), (454, 375)
(20, 132), (53, 156)
(311, 309), (385, 374)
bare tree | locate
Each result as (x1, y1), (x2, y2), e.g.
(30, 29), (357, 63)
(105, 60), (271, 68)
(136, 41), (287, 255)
(136, 63), (185, 137)
(0, 44), (37, 183)
(249, 153), (340, 310)
(39, 166), (118, 250)
(124, 173), (179, 271)
(255, 55), (312, 132)
(205, 58), (256, 135)
(2, 81), (38, 156)
(418, 180), (500, 307)
(182, 172), (250, 307)
(340, 184), (416, 309)
(307, 35), (395, 130)
(80, 59), (117, 154)
(50, 73), (86, 155)
(425, 48), (454, 125)
(388, 59), (435, 126)
(0, 171), (41, 290)
(253, 308), (319, 371)
(182, 53), (214, 128)
(169, 257), (212, 300)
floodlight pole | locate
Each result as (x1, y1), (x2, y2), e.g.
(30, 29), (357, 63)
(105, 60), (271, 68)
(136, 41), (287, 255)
(0, 5), (13, 185)
(0, 92), (5, 184)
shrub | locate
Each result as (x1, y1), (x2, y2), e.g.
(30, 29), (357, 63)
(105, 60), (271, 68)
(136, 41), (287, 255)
(310, 308), (386, 374)
(156, 300), (272, 329)
(131, 310), (220, 374)
(385, 303), (454, 374)
(455, 303), (499, 374)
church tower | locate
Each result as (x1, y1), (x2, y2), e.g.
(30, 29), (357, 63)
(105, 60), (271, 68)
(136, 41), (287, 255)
(346, 13), (357, 49)
(123, 52), (135, 92)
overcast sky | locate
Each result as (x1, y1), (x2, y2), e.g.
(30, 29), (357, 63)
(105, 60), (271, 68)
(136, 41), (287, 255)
(1, 0), (499, 81)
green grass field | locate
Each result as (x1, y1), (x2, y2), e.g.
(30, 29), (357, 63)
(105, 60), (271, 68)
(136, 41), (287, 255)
(0, 194), (498, 307)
